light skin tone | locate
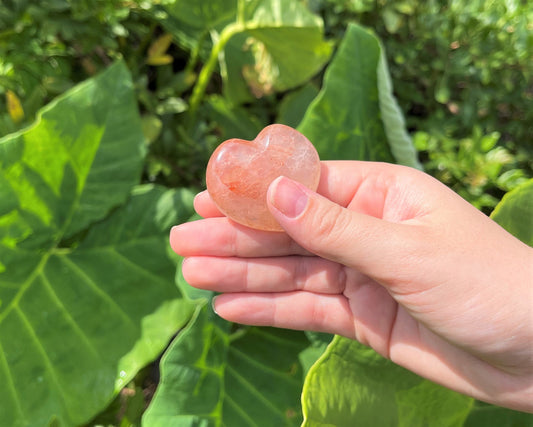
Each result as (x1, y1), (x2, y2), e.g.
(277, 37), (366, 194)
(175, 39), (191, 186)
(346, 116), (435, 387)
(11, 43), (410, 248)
(170, 161), (533, 413)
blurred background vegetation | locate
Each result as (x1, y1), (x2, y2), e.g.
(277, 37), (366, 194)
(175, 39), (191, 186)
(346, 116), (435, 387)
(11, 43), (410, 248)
(1, 0), (531, 214)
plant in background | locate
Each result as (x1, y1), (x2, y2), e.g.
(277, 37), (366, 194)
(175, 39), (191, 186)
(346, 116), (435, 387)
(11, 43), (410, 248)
(414, 127), (529, 213)
(316, 0), (533, 183)
(0, 0), (142, 133)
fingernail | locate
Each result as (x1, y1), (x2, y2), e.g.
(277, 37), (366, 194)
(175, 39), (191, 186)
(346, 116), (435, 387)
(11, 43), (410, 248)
(211, 296), (218, 315)
(270, 176), (308, 218)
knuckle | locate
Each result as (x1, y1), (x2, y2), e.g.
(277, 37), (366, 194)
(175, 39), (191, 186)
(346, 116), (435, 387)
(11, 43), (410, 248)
(292, 257), (308, 291)
(307, 203), (351, 249)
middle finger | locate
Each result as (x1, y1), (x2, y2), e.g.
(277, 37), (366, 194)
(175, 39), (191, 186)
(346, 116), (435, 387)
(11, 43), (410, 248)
(182, 255), (355, 294)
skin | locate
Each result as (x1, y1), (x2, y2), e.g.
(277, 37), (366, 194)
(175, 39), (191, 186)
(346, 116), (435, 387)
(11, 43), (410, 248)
(170, 161), (533, 413)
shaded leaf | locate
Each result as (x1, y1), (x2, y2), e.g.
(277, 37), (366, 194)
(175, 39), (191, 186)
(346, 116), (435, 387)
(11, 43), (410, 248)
(464, 401), (533, 427)
(142, 306), (230, 426)
(157, 0), (237, 52)
(203, 95), (265, 141)
(276, 83), (319, 129)
(144, 305), (310, 426)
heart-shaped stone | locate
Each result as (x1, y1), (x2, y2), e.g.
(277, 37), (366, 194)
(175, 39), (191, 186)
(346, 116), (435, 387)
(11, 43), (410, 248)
(206, 124), (321, 231)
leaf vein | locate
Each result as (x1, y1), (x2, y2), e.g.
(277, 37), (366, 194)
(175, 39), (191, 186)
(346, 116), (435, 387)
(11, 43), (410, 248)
(0, 338), (25, 420)
(58, 255), (137, 330)
(15, 306), (71, 416)
(229, 346), (300, 385)
(225, 364), (286, 419)
(104, 247), (170, 287)
(223, 393), (260, 427)
(39, 268), (102, 361)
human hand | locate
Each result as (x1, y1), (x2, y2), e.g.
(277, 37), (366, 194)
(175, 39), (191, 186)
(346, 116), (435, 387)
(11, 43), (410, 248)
(170, 161), (533, 412)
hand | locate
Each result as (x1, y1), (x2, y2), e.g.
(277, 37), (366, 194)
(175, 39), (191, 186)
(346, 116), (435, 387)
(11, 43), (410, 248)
(170, 161), (533, 412)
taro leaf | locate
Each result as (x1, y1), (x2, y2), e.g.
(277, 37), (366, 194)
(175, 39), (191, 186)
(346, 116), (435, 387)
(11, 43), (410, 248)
(464, 400), (533, 427)
(490, 178), (533, 246)
(298, 24), (394, 162)
(301, 336), (473, 426)
(222, 0), (332, 103)
(0, 63), (196, 426)
(0, 61), (145, 247)
(144, 305), (310, 426)
(376, 47), (422, 169)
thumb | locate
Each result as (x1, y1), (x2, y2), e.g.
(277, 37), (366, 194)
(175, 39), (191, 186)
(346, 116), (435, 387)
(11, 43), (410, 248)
(267, 176), (416, 281)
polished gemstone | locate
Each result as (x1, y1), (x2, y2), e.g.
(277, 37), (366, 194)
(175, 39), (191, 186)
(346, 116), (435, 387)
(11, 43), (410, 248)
(206, 124), (321, 231)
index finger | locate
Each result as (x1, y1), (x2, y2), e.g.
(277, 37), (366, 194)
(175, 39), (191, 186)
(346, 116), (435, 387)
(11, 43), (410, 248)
(170, 216), (312, 258)
(194, 161), (416, 219)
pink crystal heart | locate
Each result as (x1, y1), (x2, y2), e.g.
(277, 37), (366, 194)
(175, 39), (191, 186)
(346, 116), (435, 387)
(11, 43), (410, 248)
(206, 124), (321, 231)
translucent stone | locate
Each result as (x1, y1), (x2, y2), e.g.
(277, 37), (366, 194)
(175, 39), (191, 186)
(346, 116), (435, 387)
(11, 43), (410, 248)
(206, 124), (321, 231)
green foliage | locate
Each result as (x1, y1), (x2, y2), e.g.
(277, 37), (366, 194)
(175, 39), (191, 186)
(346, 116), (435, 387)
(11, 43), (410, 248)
(321, 0), (533, 137)
(0, 0), (138, 133)
(0, 0), (531, 426)
(316, 0), (533, 203)
(144, 306), (310, 426)
(302, 336), (473, 426)
(0, 62), (196, 426)
(414, 128), (529, 213)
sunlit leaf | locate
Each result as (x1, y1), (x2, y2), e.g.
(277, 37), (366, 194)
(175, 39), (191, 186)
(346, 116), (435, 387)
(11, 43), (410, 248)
(301, 336), (473, 426)
(0, 62), (196, 426)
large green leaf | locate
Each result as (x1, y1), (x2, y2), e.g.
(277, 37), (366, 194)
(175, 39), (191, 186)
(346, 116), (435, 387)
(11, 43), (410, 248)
(0, 61), (145, 248)
(301, 336), (473, 426)
(159, 0), (331, 104)
(298, 24), (394, 162)
(222, 0), (332, 103)
(0, 63), (196, 426)
(376, 47), (423, 169)
(490, 178), (533, 246)
(144, 305), (310, 426)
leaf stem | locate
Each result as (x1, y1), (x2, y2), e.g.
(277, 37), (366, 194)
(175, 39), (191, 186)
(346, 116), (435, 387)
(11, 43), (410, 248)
(187, 22), (243, 123)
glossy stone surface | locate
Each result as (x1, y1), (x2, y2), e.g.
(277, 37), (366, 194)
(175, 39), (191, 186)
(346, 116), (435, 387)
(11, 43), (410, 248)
(206, 124), (321, 231)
